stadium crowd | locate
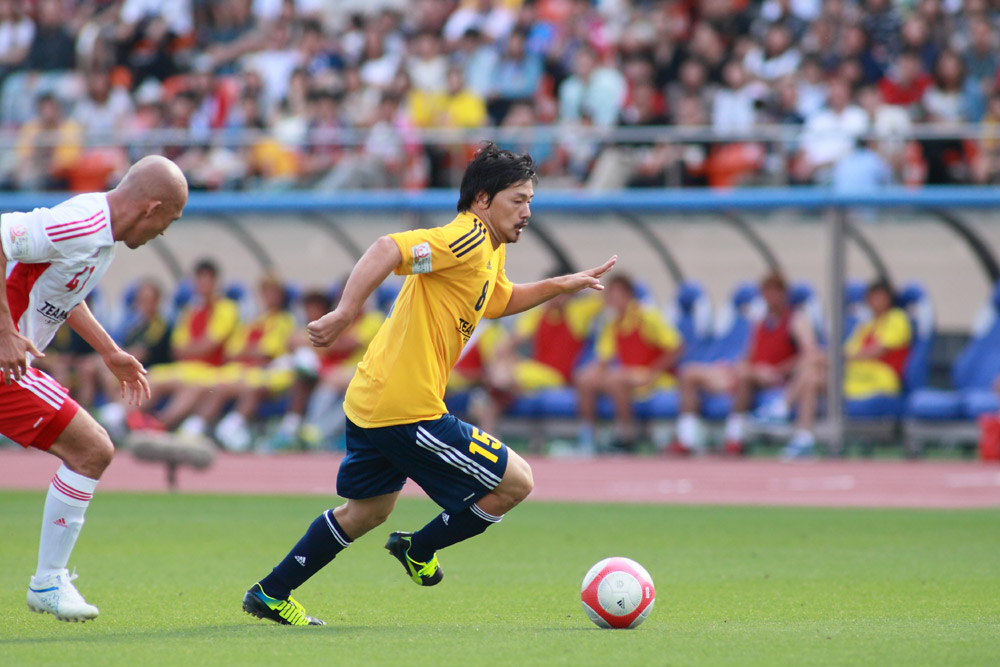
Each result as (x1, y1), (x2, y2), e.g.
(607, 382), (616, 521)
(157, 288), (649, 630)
(3, 0), (1000, 191)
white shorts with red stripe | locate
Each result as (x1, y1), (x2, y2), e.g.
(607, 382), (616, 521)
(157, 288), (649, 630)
(0, 367), (79, 450)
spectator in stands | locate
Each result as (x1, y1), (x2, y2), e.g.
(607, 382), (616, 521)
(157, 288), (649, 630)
(899, 15), (938, 74)
(575, 274), (683, 454)
(24, 0), (75, 71)
(779, 279), (912, 458)
(487, 27), (543, 124)
(444, 0), (516, 45)
(410, 64), (486, 129)
(744, 23), (801, 83)
(453, 27), (498, 99)
(0, 0), (33, 75)
(116, 0), (194, 81)
(674, 273), (817, 456)
(407, 29), (448, 95)
(92, 280), (173, 439)
(13, 94), (82, 191)
(972, 93), (1000, 184)
(479, 290), (604, 436)
(833, 137), (892, 196)
(963, 16), (997, 121)
(879, 50), (932, 108)
(143, 259), (241, 432)
(794, 77), (869, 184)
(558, 43), (626, 128)
(923, 49), (970, 123)
(712, 59), (766, 135)
(178, 273), (297, 451)
(74, 69), (135, 141)
(834, 23), (886, 86)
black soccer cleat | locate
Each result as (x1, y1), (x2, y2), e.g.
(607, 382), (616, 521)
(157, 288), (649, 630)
(242, 583), (325, 626)
(385, 532), (444, 586)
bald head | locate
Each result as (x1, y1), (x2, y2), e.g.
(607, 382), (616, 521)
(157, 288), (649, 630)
(117, 155), (188, 208)
(108, 155), (189, 249)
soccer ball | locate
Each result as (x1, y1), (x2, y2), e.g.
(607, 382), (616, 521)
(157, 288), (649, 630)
(580, 557), (655, 629)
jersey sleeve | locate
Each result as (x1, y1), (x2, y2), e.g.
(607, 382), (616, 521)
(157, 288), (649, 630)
(640, 307), (682, 351)
(483, 263), (513, 319)
(257, 312), (296, 359)
(875, 309), (912, 349)
(390, 225), (480, 276)
(207, 299), (240, 344)
(566, 295), (604, 338)
(1, 210), (61, 264)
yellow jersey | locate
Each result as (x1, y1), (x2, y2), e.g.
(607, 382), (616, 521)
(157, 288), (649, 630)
(344, 212), (513, 427)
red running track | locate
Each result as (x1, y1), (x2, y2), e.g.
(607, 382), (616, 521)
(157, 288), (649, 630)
(2, 448), (1000, 508)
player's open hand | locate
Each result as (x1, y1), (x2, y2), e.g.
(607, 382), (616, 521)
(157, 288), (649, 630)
(0, 327), (43, 384)
(561, 255), (618, 294)
(307, 310), (352, 348)
(104, 350), (151, 406)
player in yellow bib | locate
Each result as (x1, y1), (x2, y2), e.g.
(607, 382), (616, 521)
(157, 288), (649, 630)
(242, 143), (616, 626)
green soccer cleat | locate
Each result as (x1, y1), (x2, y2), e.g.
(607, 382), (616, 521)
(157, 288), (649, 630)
(384, 532), (444, 587)
(242, 583), (325, 626)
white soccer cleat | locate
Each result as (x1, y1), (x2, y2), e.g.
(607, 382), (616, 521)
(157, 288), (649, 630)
(27, 569), (99, 622)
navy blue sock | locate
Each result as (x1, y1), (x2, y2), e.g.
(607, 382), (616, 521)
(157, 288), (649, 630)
(407, 504), (502, 562)
(259, 509), (352, 599)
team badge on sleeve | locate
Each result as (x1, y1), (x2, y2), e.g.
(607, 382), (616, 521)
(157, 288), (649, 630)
(412, 242), (432, 274)
(8, 223), (30, 259)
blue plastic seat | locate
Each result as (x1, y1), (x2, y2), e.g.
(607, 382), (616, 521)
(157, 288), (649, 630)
(634, 390), (680, 419)
(907, 280), (1000, 421)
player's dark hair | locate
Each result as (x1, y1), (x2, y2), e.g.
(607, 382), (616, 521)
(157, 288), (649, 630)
(760, 271), (787, 292)
(194, 259), (218, 276)
(302, 289), (332, 312)
(608, 274), (636, 297)
(867, 278), (894, 297)
(457, 142), (536, 212)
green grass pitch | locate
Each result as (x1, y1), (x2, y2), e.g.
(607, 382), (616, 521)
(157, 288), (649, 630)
(1, 491), (998, 666)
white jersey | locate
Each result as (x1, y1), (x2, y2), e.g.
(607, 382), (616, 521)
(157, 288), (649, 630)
(1, 193), (116, 355)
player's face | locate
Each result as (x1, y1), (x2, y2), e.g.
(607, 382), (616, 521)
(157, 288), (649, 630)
(867, 288), (892, 315)
(606, 282), (631, 316)
(486, 181), (533, 244)
(125, 202), (184, 249)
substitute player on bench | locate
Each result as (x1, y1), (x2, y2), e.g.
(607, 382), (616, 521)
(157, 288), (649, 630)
(0, 155), (187, 622)
(242, 143), (616, 625)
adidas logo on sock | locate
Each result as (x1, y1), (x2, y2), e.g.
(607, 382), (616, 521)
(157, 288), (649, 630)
(441, 513), (450, 525)
(295, 555), (306, 566)
(53, 518), (67, 527)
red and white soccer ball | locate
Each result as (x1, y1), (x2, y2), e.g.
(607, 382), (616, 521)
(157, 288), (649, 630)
(580, 557), (656, 629)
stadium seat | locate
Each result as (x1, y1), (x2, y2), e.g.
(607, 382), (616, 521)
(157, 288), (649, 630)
(904, 281), (1000, 454)
(907, 281), (1000, 422)
(668, 280), (713, 364)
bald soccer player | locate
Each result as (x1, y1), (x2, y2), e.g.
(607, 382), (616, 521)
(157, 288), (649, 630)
(0, 155), (188, 622)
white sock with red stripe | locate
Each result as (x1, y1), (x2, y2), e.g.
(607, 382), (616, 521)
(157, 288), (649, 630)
(36, 464), (98, 579)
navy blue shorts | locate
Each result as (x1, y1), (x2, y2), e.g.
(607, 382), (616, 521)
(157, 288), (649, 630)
(337, 414), (509, 514)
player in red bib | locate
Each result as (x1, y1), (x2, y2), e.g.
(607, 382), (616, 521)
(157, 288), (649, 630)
(675, 272), (818, 455)
(0, 156), (188, 622)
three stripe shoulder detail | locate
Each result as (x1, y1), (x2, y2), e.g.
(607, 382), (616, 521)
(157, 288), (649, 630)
(450, 219), (487, 259)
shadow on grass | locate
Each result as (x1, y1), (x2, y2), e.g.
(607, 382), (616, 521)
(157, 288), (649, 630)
(0, 622), (370, 645)
(2, 622), (604, 646)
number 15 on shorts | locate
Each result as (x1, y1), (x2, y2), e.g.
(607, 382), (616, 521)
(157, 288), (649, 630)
(469, 427), (502, 463)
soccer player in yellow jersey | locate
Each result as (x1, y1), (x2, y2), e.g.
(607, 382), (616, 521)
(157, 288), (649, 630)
(242, 143), (616, 626)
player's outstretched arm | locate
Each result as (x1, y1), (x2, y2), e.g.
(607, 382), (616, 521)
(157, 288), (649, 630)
(501, 255), (617, 317)
(67, 302), (151, 405)
(0, 252), (44, 383)
(308, 236), (402, 348)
